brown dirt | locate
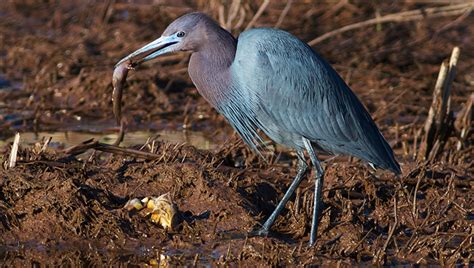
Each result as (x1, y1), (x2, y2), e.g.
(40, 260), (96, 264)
(0, 0), (473, 266)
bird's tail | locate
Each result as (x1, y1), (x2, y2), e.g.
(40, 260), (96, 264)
(373, 131), (401, 175)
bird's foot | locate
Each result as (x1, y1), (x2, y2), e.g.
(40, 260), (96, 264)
(248, 227), (269, 237)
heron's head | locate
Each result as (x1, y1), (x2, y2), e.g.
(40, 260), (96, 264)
(116, 12), (215, 67)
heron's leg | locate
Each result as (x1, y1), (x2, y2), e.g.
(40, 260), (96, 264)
(257, 150), (307, 236)
(302, 138), (325, 247)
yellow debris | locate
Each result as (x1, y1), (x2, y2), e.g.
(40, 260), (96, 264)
(148, 258), (159, 266)
(124, 193), (179, 230)
(146, 193), (178, 230)
(124, 198), (144, 211)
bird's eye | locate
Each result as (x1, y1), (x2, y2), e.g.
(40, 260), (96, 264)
(177, 31), (185, 37)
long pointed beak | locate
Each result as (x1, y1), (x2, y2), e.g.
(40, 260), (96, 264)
(115, 35), (180, 67)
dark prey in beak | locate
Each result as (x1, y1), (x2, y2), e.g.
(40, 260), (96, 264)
(112, 35), (181, 137)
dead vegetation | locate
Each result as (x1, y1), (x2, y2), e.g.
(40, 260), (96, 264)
(0, 0), (472, 266)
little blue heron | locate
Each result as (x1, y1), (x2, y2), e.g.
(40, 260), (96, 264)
(116, 12), (401, 246)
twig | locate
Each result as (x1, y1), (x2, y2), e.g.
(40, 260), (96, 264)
(408, 0), (469, 4)
(420, 62), (448, 152)
(218, 0), (245, 31)
(218, 5), (226, 27)
(64, 139), (162, 160)
(348, 227), (374, 255)
(8, 133), (20, 169)
(101, 0), (116, 24)
(356, 7), (470, 60)
(382, 196), (398, 253)
(274, 0), (293, 28)
(418, 47), (461, 161)
(226, 0), (241, 30)
(318, 0), (356, 21)
(245, 0), (270, 30)
(308, 3), (473, 46)
(40, 136), (52, 153)
(427, 47), (460, 161)
(193, 253), (200, 267)
(372, 88), (409, 121)
(412, 175), (422, 219)
(233, 8), (246, 30)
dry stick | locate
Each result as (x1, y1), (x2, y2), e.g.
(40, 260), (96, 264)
(193, 253), (200, 267)
(245, 0), (270, 30)
(233, 8), (246, 30)
(348, 227), (374, 255)
(101, 0), (116, 24)
(40, 136), (52, 153)
(412, 0), (469, 4)
(418, 47), (461, 161)
(318, 0), (350, 21)
(91, 143), (161, 160)
(226, 0), (241, 29)
(450, 233), (474, 261)
(412, 175), (422, 219)
(64, 139), (161, 160)
(274, 0), (293, 28)
(372, 88), (409, 121)
(418, 62), (448, 160)
(413, 127), (421, 159)
(8, 133), (20, 169)
(360, 8), (470, 61)
(139, 136), (152, 151)
(440, 47), (460, 125)
(307, 3), (473, 46)
(424, 61), (448, 133)
(427, 47), (460, 161)
(382, 196), (399, 254)
(218, 5), (226, 28)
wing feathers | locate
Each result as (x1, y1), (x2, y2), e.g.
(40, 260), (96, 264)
(231, 28), (400, 173)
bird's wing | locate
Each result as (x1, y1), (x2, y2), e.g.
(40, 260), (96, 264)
(232, 28), (400, 173)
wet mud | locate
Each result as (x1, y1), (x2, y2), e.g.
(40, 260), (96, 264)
(0, 0), (473, 266)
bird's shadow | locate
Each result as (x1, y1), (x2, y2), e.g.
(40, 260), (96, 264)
(236, 181), (280, 218)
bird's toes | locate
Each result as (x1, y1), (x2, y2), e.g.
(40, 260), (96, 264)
(249, 227), (269, 238)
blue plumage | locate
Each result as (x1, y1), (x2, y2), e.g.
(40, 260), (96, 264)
(231, 28), (400, 174)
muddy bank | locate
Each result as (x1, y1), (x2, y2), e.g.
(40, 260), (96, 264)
(0, 138), (472, 266)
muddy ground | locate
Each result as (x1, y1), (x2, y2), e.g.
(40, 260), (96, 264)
(0, 0), (473, 266)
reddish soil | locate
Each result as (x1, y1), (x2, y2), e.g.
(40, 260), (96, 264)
(0, 1), (472, 266)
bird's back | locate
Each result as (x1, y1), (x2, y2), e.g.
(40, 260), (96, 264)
(230, 28), (400, 174)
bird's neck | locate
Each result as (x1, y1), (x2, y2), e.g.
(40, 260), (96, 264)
(188, 27), (237, 108)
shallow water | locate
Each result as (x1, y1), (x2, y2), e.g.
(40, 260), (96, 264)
(0, 242), (216, 267)
(0, 129), (220, 151)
